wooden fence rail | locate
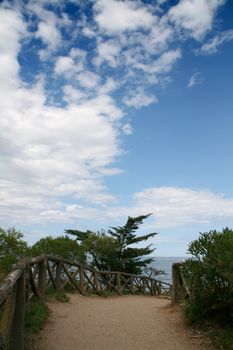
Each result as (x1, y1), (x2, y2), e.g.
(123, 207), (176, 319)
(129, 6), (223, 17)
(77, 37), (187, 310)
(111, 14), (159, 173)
(0, 255), (172, 349)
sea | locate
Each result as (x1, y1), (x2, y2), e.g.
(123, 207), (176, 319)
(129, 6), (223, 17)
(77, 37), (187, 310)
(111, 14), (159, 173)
(149, 257), (187, 284)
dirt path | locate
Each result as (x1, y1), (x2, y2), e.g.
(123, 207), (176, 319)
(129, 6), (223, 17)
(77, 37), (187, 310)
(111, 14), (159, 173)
(35, 294), (212, 350)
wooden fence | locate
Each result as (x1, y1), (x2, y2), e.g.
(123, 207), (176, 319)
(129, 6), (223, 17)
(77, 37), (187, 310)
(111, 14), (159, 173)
(0, 255), (172, 350)
(172, 262), (190, 304)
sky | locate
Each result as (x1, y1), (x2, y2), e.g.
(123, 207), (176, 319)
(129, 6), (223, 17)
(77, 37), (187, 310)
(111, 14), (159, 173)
(0, 0), (233, 257)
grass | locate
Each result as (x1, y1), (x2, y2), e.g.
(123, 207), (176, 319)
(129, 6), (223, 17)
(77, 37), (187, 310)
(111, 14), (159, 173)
(24, 289), (72, 349)
(46, 288), (70, 302)
(25, 297), (49, 350)
(25, 296), (49, 333)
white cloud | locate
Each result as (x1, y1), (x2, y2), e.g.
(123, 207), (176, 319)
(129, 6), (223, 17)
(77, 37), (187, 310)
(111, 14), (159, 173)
(82, 26), (96, 38)
(70, 48), (87, 59)
(123, 89), (158, 109)
(94, 39), (121, 67)
(0, 7), (26, 86)
(27, 2), (69, 56)
(76, 70), (101, 89)
(134, 49), (181, 75)
(94, 0), (155, 33)
(169, 0), (226, 40)
(0, 7), (123, 226)
(187, 72), (204, 88)
(122, 123), (133, 135)
(54, 56), (75, 75)
(0, 1), (230, 231)
(199, 29), (233, 54)
(97, 77), (119, 95)
(63, 85), (87, 103)
(101, 187), (233, 229)
(54, 48), (87, 77)
(131, 187), (233, 228)
(36, 19), (61, 51)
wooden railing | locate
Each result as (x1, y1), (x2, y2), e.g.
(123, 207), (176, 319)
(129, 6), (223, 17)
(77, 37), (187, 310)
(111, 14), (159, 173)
(0, 255), (172, 349)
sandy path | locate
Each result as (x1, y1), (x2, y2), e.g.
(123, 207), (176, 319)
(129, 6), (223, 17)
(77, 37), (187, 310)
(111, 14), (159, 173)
(35, 294), (212, 350)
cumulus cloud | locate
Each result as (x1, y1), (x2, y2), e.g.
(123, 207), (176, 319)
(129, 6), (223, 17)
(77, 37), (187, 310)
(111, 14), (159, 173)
(0, 0), (230, 230)
(94, 0), (155, 33)
(123, 89), (158, 109)
(94, 39), (121, 67)
(0, 6), (122, 226)
(169, 0), (226, 40)
(36, 19), (61, 52)
(187, 72), (204, 88)
(54, 56), (75, 75)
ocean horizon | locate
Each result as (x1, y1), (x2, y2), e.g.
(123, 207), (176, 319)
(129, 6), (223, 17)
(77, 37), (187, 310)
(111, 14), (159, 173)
(150, 256), (187, 284)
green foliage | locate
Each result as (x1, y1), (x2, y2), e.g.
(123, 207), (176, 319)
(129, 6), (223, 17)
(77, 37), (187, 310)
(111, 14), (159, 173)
(209, 325), (233, 350)
(0, 227), (28, 276)
(46, 288), (70, 302)
(183, 227), (233, 324)
(25, 296), (49, 333)
(30, 235), (86, 263)
(66, 214), (157, 274)
(65, 229), (120, 271)
(107, 214), (157, 274)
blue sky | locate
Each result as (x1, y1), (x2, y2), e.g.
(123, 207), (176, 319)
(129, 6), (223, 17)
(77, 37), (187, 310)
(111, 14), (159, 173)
(0, 0), (233, 256)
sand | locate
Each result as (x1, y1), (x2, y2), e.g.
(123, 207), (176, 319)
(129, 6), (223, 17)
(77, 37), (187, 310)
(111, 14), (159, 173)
(34, 294), (213, 350)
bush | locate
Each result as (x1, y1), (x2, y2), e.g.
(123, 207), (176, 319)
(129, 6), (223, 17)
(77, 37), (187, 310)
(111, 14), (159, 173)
(0, 228), (28, 278)
(30, 235), (86, 262)
(183, 228), (233, 324)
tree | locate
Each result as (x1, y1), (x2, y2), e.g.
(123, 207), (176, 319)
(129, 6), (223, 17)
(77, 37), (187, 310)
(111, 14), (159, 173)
(30, 236), (86, 263)
(0, 227), (28, 276)
(66, 214), (157, 274)
(64, 229), (120, 271)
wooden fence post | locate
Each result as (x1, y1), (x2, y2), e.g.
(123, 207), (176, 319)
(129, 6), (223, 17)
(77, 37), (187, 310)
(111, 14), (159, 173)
(130, 276), (135, 294)
(142, 277), (146, 294)
(0, 287), (16, 348)
(94, 271), (100, 294)
(157, 281), (161, 295)
(117, 273), (122, 295)
(172, 262), (183, 304)
(38, 258), (47, 300)
(55, 261), (62, 290)
(11, 271), (26, 350)
(79, 266), (85, 294)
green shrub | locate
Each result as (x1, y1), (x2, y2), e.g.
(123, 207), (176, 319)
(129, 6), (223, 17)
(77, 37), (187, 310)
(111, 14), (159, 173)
(30, 235), (86, 262)
(183, 228), (233, 324)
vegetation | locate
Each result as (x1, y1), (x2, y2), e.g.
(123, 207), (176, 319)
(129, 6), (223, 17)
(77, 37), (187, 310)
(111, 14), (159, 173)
(183, 228), (233, 349)
(0, 227), (28, 279)
(25, 296), (49, 333)
(66, 214), (157, 274)
(46, 288), (70, 303)
(1, 215), (156, 277)
(0, 216), (158, 348)
(30, 235), (86, 262)
(25, 296), (50, 350)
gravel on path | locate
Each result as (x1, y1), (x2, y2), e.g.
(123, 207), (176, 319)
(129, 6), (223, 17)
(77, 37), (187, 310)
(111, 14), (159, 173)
(35, 294), (213, 350)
